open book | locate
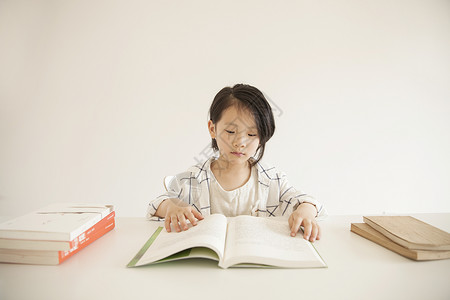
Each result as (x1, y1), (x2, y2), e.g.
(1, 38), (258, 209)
(127, 214), (326, 269)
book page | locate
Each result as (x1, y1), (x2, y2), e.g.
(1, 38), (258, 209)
(134, 214), (227, 266)
(221, 216), (326, 268)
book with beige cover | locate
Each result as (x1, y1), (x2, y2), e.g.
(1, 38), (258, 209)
(363, 216), (450, 251)
(351, 223), (450, 261)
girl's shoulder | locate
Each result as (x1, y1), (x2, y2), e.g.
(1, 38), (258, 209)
(184, 157), (215, 180)
(253, 159), (286, 181)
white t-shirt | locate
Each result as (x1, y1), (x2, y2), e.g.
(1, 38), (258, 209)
(209, 167), (260, 217)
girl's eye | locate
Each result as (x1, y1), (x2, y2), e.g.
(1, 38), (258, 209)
(225, 130), (235, 134)
(248, 134), (257, 137)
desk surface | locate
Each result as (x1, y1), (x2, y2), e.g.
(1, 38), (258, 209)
(1, 214), (449, 300)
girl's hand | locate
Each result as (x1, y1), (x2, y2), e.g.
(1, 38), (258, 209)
(288, 203), (321, 242)
(156, 198), (204, 233)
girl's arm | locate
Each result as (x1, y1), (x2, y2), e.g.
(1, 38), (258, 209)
(276, 172), (322, 217)
(288, 203), (321, 242)
(147, 171), (194, 220)
(275, 171), (323, 241)
(155, 198), (204, 232)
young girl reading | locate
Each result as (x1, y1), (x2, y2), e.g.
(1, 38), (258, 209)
(147, 84), (325, 242)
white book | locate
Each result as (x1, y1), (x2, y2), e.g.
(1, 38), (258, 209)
(0, 248), (62, 265)
(0, 203), (114, 241)
(128, 214), (327, 269)
(0, 238), (72, 251)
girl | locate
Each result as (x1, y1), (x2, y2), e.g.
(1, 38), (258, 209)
(147, 84), (325, 241)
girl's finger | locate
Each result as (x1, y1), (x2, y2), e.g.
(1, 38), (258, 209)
(171, 216), (181, 232)
(310, 222), (319, 242)
(192, 208), (204, 220)
(165, 216), (172, 232)
(186, 211), (198, 226)
(290, 216), (303, 237)
(178, 214), (188, 231)
(302, 219), (312, 241)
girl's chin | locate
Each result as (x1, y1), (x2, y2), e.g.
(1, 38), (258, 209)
(218, 154), (248, 164)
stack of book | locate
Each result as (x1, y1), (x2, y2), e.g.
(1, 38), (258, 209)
(0, 203), (115, 265)
(351, 215), (450, 261)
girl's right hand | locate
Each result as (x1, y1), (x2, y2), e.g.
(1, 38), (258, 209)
(156, 198), (204, 232)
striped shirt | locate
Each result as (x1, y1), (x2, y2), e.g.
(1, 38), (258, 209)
(147, 157), (325, 220)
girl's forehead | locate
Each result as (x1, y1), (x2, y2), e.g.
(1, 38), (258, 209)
(220, 106), (256, 128)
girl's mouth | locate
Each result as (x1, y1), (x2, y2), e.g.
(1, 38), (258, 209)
(231, 152), (244, 157)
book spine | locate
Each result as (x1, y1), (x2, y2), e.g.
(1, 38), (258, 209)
(68, 212), (108, 240)
(67, 211), (115, 248)
(58, 212), (115, 263)
(67, 206), (114, 240)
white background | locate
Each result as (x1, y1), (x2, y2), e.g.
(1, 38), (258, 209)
(1, 0), (449, 217)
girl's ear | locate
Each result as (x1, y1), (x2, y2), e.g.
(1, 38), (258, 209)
(208, 120), (216, 139)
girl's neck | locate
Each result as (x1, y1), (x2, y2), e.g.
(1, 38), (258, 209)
(211, 157), (252, 191)
(212, 156), (250, 174)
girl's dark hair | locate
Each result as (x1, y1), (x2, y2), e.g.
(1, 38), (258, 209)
(209, 84), (276, 165)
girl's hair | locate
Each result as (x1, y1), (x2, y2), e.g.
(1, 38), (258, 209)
(209, 84), (276, 165)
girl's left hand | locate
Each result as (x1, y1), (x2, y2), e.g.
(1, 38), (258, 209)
(288, 203), (321, 242)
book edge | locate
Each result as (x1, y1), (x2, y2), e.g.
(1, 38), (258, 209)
(127, 226), (163, 267)
(351, 223), (450, 261)
(363, 216), (450, 250)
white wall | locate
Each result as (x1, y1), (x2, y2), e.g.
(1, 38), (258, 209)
(1, 0), (449, 217)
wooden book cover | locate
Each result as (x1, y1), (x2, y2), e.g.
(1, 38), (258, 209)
(363, 216), (450, 251)
(351, 223), (450, 261)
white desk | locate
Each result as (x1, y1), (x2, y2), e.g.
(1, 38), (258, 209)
(1, 214), (449, 300)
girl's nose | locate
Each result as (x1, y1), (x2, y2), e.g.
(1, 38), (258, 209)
(233, 134), (247, 148)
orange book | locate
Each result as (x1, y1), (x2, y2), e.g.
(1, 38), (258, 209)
(0, 211), (115, 265)
(59, 211), (115, 263)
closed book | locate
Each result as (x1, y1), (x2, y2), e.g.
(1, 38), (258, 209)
(0, 211), (115, 251)
(0, 203), (114, 241)
(0, 212), (115, 265)
(351, 223), (450, 261)
(363, 216), (450, 251)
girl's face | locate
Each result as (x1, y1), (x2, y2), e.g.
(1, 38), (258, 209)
(208, 105), (260, 166)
